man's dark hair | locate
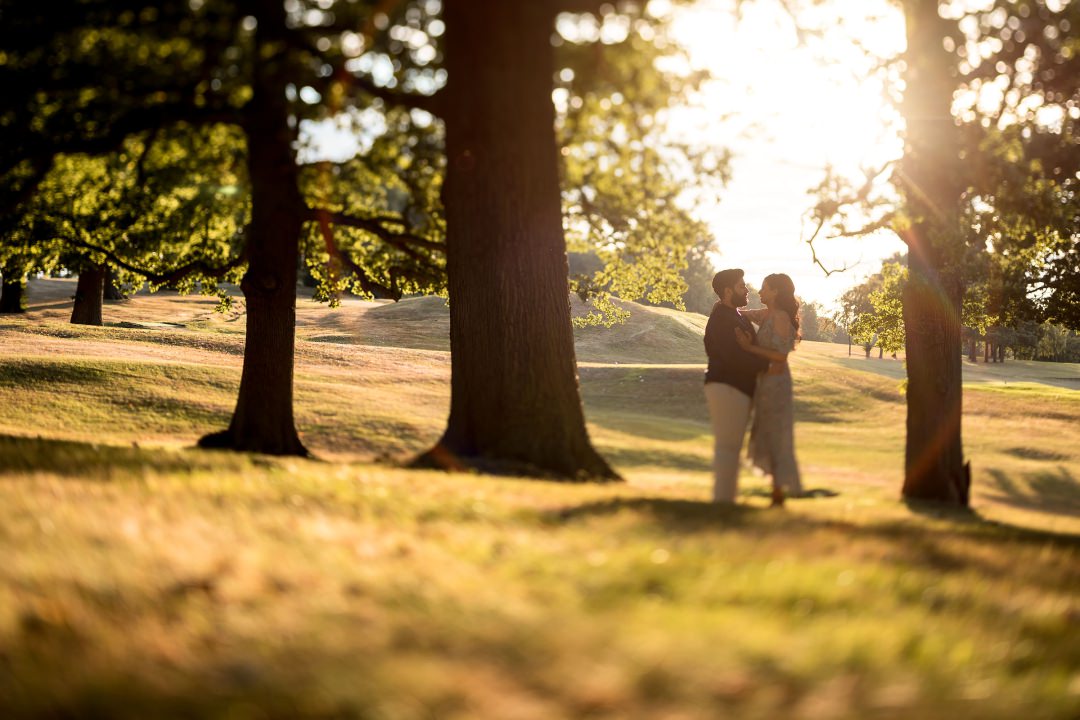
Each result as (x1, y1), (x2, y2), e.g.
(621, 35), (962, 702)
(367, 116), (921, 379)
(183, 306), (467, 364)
(712, 269), (744, 298)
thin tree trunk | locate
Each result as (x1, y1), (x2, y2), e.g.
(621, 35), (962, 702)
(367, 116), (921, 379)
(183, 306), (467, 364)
(997, 344), (1005, 363)
(984, 339), (991, 363)
(70, 265), (105, 325)
(0, 267), (26, 313)
(898, 0), (968, 506)
(421, 0), (616, 479)
(967, 338), (976, 362)
(198, 0), (305, 456)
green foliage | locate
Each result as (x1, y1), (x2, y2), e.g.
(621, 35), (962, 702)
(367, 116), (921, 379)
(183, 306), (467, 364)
(804, 0), (1080, 342)
(1, 0), (449, 307)
(964, 123), (1080, 330)
(865, 262), (906, 354)
(5, 124), (249, 301)
(4, 0), (726, 323)
(798, 301), (825, 342)
(555, 5), (729, 326)
(1034, 323), (1080, 363)
(834, 268), (884, 353)
(298, 108), (447, 303)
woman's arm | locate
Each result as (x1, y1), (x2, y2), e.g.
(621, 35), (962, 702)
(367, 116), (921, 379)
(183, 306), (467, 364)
(735, 328), (789, 363)
(738, 308), (768, 325)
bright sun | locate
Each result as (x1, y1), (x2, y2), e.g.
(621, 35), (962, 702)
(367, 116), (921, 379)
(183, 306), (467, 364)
(664, 0), (909, 307)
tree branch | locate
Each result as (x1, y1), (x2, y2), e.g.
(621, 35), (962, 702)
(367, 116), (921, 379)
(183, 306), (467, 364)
(343, 72), (445, 117)
(303, 206), (445, 256)
(802, 212), (856, 277)
(313, 212), (399, 299)
(827, 212), (897, 240)
(60, 234), (247, 286)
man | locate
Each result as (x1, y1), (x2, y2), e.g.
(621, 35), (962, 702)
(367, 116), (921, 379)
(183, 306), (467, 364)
(704, 269), (770, 503)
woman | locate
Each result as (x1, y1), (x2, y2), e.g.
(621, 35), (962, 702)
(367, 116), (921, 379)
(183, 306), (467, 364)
(735, 273), (804, 506)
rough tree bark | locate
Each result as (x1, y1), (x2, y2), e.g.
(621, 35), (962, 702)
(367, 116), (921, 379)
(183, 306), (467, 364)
(420, 0), (616, 479)
(897, 0), (969, 505)
(0, 266), (26, 313)
(70, 265), (105, 325)
(198, 0), (306, 456)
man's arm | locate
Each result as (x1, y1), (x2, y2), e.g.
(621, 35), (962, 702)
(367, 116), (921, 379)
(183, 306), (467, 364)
(704, 311), (734, 361)
(706, 312), (769, 373)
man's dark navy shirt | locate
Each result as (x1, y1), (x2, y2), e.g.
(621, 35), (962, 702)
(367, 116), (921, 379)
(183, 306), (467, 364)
(703, 303), (770, 398)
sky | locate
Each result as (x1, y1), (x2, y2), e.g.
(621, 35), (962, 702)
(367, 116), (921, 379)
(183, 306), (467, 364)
(663, 0), (910, 308)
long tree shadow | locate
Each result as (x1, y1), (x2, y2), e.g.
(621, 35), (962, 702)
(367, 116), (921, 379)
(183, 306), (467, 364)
(599, 445), (710, 472)
(2, 434), (191, 477)
(984, 466), (1080, 519)
(544, 495), (1080, 590)
(0, 433), (277, 479)
(5, 299), (78, 314)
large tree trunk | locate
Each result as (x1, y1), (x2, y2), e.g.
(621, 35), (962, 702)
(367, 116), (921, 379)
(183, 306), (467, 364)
(198, 0), (305, 456)
(897, 0), (968, 506)
(70, 265), (105, 325)
(901, 263), (967, 504)
(0, 266), (26, 313)
(423, 0), (616, 479)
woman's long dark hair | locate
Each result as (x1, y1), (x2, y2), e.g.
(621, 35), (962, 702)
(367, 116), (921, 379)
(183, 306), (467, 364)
(763, 273), (801, 340)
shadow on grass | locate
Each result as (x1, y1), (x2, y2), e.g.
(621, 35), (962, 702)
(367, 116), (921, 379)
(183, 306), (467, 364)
(546, 496), (769, 531)
(1003, 446), (1070, 461)
(28, 301), (79, 313)
(0, 644), (373, 720)
(984, 466), (1080, 519)
(599, 445), (709, 471)
(0, 360), (111, 386)
(8, 321), (247, 356)
(547, 495), (1080, 555)
(744, 487), (840, 500)
(0, 434), (250, 478)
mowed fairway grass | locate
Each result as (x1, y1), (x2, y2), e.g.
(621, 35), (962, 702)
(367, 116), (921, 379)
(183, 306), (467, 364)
(1, 278), (1078, 719)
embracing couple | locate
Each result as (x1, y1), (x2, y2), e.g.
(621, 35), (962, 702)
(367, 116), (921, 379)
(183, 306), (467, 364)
(704, 268), (803, 507)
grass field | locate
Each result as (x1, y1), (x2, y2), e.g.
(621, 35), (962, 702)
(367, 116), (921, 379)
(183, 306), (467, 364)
(1, 278), (1078, 719)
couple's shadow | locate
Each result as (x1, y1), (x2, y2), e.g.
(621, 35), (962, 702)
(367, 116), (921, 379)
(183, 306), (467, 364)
(744, 487), (839, 500)
(547, 487), (841, 533)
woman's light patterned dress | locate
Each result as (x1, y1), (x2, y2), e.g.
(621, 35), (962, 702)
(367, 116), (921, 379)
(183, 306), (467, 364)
(748, 311), (803, 495)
